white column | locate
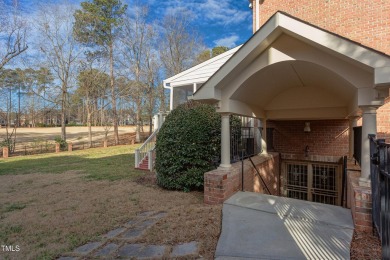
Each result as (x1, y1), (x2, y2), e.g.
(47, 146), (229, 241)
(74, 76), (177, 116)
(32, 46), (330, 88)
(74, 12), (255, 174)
(260, 118), (267, 154)
(360, 107), (378, 185)
(193, 83), (197, 94)
(153, 114), (159, 132)
(219, 113), (231, 169)
(169, 87), (173, 111)
(255, 119), (262, 154)
(348, 116), (359, 159)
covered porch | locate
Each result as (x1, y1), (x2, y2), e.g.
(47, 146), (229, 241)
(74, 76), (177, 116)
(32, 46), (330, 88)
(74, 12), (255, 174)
(193, 12), (390, 230)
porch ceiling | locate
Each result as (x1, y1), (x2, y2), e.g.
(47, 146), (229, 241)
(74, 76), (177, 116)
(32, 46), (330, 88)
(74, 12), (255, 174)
(230, 60), (355, 119)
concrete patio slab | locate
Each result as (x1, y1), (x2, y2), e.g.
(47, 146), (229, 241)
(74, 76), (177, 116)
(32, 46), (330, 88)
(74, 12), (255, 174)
(94, 243), (119, 257)
(171, 241), (198, 257)
(216, 192), (354, 260)
(103, 227), (126, 238)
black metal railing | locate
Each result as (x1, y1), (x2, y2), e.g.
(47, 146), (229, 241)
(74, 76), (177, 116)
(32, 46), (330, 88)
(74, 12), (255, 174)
(239, 149), (271, 194)
(341, 155), (348, 207)
(231, 125), (260, 163)
(353, 126), (362, 165)
(369, 134), (390, 259)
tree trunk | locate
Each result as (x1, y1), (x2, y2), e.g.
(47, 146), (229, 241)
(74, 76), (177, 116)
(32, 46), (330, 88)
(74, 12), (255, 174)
(87, 111), (92, 148)
(159, 85), (166, 112)
(135, 97), (141, 143)
(8, 87), (11, 127)
(149, 115), (152, 135)
(100, 98), (104, 126)
(61, 86), (66, 141)
(18, 84), (21, 127)
(110, 42), (119, 145)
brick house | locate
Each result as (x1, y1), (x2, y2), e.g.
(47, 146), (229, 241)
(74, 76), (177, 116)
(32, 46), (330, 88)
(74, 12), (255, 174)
(161, 1), (390, 232)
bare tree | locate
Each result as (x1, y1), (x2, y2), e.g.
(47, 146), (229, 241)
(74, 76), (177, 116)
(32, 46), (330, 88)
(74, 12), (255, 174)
(0, 1), (28, 70)
(159, 11), (202, 76)
(76, 64), (109, 147)
(35, 3), (81, 141)
(158, 11), (202, 110)
(144, 40), (160, 134)
(120, 5), (154, 141)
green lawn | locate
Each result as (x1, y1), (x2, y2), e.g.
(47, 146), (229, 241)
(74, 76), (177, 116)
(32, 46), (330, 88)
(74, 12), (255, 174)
(0, 144), (143, 181)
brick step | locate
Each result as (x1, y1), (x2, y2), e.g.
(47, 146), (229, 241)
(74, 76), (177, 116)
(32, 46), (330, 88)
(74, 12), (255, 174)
(135, 155), (150, 171)
(136, 166), (149, 171)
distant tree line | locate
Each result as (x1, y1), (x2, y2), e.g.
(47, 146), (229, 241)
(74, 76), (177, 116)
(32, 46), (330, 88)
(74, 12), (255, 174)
(0, 0), (229, 150)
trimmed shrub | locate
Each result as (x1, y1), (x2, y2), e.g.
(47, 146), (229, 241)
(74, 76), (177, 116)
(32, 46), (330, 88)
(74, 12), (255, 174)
(155, 101), (221, 191)
(54, 136), (67, 149)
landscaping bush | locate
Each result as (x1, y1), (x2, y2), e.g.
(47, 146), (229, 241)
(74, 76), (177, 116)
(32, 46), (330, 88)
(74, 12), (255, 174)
(155, 101), (221, 191)
(54, 136), (68, 149)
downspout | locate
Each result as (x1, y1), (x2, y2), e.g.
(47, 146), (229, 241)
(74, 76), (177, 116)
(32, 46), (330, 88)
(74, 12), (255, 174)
(249, 0), (264, 33)
(255, 0), (260, 31)
(163, 80), (173, 111)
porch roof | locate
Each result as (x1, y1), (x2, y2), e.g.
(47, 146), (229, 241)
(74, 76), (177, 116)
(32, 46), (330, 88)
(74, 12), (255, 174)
(163, 45), (241, 89)
(193, 12), (390, 120)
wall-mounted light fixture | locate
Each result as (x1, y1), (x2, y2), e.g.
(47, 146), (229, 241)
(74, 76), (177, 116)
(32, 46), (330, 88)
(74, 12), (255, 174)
(304, 122), (311, 133)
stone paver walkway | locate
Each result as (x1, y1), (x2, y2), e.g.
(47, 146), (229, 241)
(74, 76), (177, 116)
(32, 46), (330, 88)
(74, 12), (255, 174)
(58, 211), (199, 259)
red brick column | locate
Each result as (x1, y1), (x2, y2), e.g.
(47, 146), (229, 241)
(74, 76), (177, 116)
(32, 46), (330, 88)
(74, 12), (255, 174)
(103, 140), (108, 148)
(204, 167), (241, 204)
(55, 143), (60, 153)
(2, 147), (9, 158)
(68, 142), (73, 152)
(348, 170), (373, 232)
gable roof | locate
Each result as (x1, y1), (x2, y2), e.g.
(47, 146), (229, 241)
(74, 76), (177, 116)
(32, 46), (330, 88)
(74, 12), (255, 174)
(193, 11), (390, 101)
(163, 45), (241, 89)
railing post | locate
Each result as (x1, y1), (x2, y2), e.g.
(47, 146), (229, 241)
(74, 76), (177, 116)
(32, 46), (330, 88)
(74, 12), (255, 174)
(148, 150), (153, 171)
(241, 149), (244, 191)
(2, 146), (9, 158)
(135, 149), (140, 168)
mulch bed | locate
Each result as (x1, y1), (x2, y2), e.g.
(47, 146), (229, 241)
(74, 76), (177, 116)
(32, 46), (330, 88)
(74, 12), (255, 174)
(350, 229), (381, 259)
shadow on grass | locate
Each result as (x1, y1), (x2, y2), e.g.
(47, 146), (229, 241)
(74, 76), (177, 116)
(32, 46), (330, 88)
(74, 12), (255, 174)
(0, 147), (145, 181)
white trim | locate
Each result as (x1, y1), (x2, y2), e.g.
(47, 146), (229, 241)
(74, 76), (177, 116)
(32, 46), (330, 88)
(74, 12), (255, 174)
(163, 45), (241, 89)
(375, 66), (390, 87)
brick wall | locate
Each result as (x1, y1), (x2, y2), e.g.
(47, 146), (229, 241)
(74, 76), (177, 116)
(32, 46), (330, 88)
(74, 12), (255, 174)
(347, 169), (373, 233)
(268, 119), (349, 157)
(258, 0), (390, 55)
(204, 153), (279, 204)
(243, 153), (280, 195)
(377, 98), (390, 142)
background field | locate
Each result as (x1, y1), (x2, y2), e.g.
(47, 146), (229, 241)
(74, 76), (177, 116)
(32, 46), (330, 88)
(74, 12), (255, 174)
(0, 126), (140, 155)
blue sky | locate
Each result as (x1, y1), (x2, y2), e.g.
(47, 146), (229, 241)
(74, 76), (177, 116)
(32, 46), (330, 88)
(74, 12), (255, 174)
(5, 0), (253, 49)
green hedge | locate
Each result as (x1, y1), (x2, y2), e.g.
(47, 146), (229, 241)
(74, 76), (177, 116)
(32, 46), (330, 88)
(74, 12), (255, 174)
(155, 101), (221, 191)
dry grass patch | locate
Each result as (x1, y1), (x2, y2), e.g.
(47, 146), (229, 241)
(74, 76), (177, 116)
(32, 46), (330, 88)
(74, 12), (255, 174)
(0, 171), (222, 259)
